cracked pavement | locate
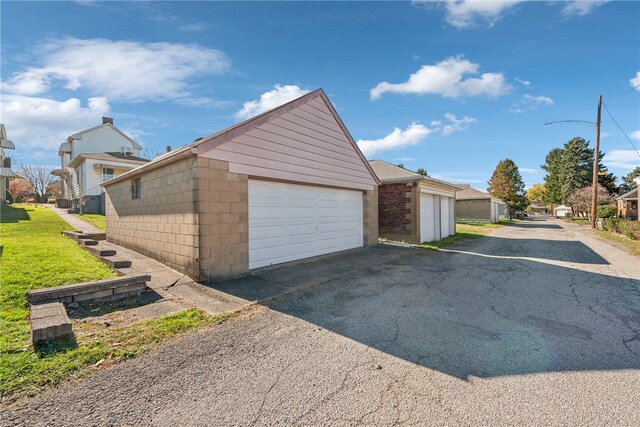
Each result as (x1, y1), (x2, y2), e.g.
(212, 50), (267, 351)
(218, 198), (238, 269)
(3, 218), (640, 426)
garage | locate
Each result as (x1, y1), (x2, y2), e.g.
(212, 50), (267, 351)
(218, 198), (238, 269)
(371, 160), (461, 245)
(103, 88), (379, 281)
(248, 180), (363, 269)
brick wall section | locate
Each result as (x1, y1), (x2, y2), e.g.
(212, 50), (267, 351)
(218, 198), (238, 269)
(455, 199), (491, 223)
(196, 157), (249, 281)
(377, 182), (419, 243)
(104, 156), (200, 278)
(363, 188), (379, 246)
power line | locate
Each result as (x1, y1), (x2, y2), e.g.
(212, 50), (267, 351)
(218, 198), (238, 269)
(602, 101), (640, 160)
(607, 83), (640, 99)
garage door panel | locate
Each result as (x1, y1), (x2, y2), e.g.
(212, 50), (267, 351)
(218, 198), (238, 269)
(420, 194), (436, 243)
(249, 180), (363, 269)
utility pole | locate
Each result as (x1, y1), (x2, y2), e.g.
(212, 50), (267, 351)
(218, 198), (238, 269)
(590, 95), (602, 229)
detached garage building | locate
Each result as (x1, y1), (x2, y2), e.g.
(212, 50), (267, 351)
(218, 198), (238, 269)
(102, 89), (379, 281)
(369, 160), (460, 244)
(455, 185), (505, 223)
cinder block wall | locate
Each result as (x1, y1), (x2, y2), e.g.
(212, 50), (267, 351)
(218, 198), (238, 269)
(377, 182), (418, 243)
(363, 188), (379, 246)
(104, 156), (200, 278)
(196, 157), (249, 282)
(455, 199), (491, 223)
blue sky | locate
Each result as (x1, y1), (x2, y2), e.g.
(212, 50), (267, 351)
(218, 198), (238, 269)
(2, 0), (639, 189)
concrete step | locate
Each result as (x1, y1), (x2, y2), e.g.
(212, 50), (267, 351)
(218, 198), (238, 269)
(62, 230), (106, 241)
(101, 257), (132, 269)
(30, 301), (73, 344)
(85, 245), (117, 257)
(80, 239), (99, 246)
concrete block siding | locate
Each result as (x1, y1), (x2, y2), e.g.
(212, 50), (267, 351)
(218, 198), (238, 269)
(196, 157), (249, 282)
(105, 156), (200, 278)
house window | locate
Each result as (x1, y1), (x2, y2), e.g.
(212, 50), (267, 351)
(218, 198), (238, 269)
(102, 167), (114, 182)
(131, 178), (141, 199)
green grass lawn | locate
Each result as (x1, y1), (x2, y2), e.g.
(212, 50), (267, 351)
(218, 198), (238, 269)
(71, 213), (106, 231)
(0, 204), (235, 401)
(380, 219), (519, 249)
(419, 219), (519, 249)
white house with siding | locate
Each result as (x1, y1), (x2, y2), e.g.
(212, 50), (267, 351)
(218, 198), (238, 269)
(52, 117), (147, 212)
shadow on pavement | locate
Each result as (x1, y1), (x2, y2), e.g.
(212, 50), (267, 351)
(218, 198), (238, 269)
(210, 231), (638, 380)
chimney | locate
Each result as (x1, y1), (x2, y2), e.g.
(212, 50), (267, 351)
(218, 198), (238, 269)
(166, 145), (172, 153)
(102, 117), (113, 125)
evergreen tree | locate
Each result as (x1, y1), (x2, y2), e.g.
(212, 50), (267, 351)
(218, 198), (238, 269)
(541, 136), (618, 204)
(621, 166), (640, 191)
(487, 159), (527, 211)
(559, 137), (592, 202)
(541, 148), (564, 205)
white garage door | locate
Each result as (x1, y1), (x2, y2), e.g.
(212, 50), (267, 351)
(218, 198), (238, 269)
(440, 197), (451, 239)
(419, 194), (436, 243)
(248, 180), (363, 269)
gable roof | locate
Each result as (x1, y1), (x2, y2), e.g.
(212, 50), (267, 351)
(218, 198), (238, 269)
(616, 187), (638, 200)
(368, 160), (461, 192)
(103, 89), (379, 188)
(456, 185), (504, 203)
(68, 152), (149, 168)
(67, 123), (142, 150)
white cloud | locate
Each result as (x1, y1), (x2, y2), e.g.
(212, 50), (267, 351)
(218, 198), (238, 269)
(370, 56), (510, 100)
(413, 0), (523, 28)
(440, 113), (476, 135)
(0, 94), (111, 155)
(520, 168), (539, 174)
(235, 84), (310, 120)
(510, 94), (554, 113)
(604, 150), (639, 170)
(631, 72), (640, 91)
(515, 77), (531, 87)
(356, 113), (476, 157)
(1, 37), (230, 104)
(179, 22), (208, 32)
(630, 130), (640, 141)
(357, 123), (433, 158)
(561, 1), (610, 16)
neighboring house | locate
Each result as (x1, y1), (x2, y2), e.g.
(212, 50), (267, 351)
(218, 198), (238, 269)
(51, 117), (147, 213)
(529, 201), (546, 215)
(369, 160), (460, 244)
(616, 187), (638, 220)
(455, 185), (505, 223)
(102, 89), (379, 281)
(0, 124), (15, 202)
(554, 205), (572, 218)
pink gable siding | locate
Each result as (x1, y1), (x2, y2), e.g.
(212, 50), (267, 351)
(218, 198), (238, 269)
(198, 94), (377, 191)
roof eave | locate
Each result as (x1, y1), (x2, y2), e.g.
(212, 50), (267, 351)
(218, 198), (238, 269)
(101, 146), (196, 187)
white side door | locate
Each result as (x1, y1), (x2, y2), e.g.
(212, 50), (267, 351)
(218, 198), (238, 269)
(420, 193), (436, 243)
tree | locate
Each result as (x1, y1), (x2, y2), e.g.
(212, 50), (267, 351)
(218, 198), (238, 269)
(17, 164), (54, 204)
(416, 167), (427, 176)
(487, 159), (527, 211)
(397, 163), (405, 169)
(560, 137), (593, 202)
(541, 136), (618, 204)
(567, 184), (614, 217)
(621, 166), (640, 191)
(541, 148), (564, 205)
(527, 183), (546, 202)
(9, 177), (33, 201)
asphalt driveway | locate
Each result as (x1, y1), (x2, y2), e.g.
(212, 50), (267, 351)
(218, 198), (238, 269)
(4, 218), (640, 426)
